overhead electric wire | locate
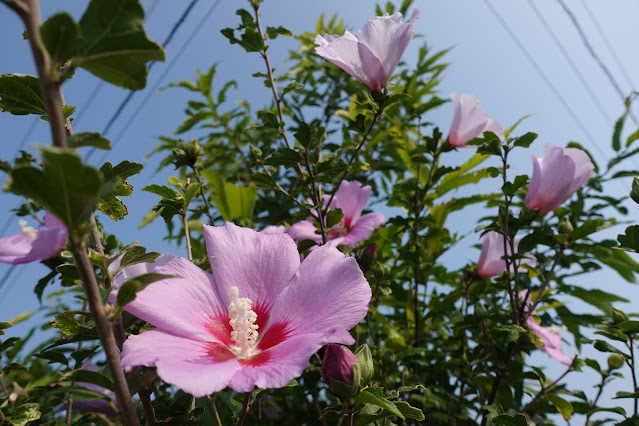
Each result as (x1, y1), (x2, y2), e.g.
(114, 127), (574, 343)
(525, 0), (612, 125)
(85, 0), (200, 162)
(556, 0), (639, 128)
(578, 0), (637, 92)
(95, 0), (222, 166)
(481, 0), (607, 161)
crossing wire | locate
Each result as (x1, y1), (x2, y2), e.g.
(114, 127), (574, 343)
(481, 0), (608, 161)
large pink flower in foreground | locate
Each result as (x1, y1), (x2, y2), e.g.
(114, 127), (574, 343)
(0, 212), (67, 265)
(525, 144), (595, 215)
(448, 93), (504, 147)
(288, 181), (384, 249)
(120, 223), (371, 396)
(521, 293), (572, 366)
(477, 231), (536, 278)
(315, 8), (420, 92)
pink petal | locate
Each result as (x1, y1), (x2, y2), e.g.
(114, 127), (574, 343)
(482, 118), (505, 141)
(265, 245), (371, 344)
(0, 212), (67, 265)
(228, 333), (327, 392)
(259, 225), (287, 235)
(342, 212), (385, 249)
(527, 318), (572, 366)
(122, 257), (228, 342)
(122, 330), (241, 397)
(288, 219), (321, 243)
(110, 253), (176, 290)
(334, 181), (371, 223)
(0, 232), (32, 263)
(203, 222), (301, 330)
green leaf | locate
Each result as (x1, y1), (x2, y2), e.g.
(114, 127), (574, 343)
(98, 160), (142, 221)
(7, 147), (102, 230)
(394, 401), (424, 421)
(50, 311), (89, 339)
(257, 110), (279, 129)
(34, 270), (58, 302)
(116, 273), (178, 307)
(354, 390), (404, 419)
(326, 208), (344, 229)
(119, 246), (160, 269)
(546, 394), (574, 420)
(512, 132), (537, 148)
(68, 132), (111, 150)
(40, 12), (80, 65)
(264, 148), (302, 167)
(75, 0), (165, 90)
(61, 368), (115, 392)
(0, 322), (12, 335)
(265, 25), (292, 39)
(619, 225), (639, 251)
(490, 413), (529, 426)
(5, 403), (41, 426)
(97, 196), (128, 221)
(618, 320), (639, 334)
(143, 184), (182, 200)
(46, 385), (113, 402)
(202, 171), (257, 221)
(35, 349), (69, 365)
(0, 74), (46, 115)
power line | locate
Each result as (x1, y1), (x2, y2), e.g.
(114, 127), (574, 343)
(96, 0), (222, 165)
(556, 0), (639, 128)
(86, 0), (201, 162)
(578, 0), (636, 91)
(525, 0), (613, 125)
(481, 0), (607, 161)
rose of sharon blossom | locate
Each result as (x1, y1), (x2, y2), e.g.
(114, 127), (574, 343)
(521, 293), (573, 366)
(525, 144), (595, 215)
(288, 181), (385, 249)
(448, 93), (504, 147)
(315, 8), (420, 92)
(120, 223), (371, 396)
(477, 231), (536, 278)
(0, 212), (67, 265)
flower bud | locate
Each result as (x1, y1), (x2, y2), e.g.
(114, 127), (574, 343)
(322, 344), (360, 398)
(354, 344), (374, 386)
(558, 217), (573, 235)
(608, 353), (625, 370)
(612, 308), (629, 325)
(322, 344), (357, 386)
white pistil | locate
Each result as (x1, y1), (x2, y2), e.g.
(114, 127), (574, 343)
(330, 221), (349, 237)
(227, 286), (259, 359)
(19, 220), (38, 242)
(546, 326), (561, 335)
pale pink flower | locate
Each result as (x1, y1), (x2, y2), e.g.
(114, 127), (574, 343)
(259, 225), (286, 235)
(521, 293), (573, 366)
(288, 181), (385, 249)
(108, 252), (176, 303)
(477, 231), (536, 278)
(120, 223), (371, 396)
(0, 212), (67, 264)
(315, 8), (420, 92)
(525, 144), (595, 215)
(448, 93), (504, 147)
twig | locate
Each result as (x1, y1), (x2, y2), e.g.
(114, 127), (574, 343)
(524, 246), (565, 321)
(628, 336), (638, 416)
(0, 407), (5, 422)
(521, 358), (574, 415)
(235, 392), (251, 426)
(206, 395), (223, 426)
(191, 166), (215, 225)
(139, 388), (156, 426)
(182, 212), (193, 261)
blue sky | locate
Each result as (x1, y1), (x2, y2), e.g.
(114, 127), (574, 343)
(1, 0), (639, 419)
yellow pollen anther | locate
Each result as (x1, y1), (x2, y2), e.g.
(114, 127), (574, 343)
(227, 286), (259, 359)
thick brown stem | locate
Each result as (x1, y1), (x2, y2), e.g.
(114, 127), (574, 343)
(235, 393), (251, 426)
(71, 240), (139, 426)
(139, 388), (156, 426)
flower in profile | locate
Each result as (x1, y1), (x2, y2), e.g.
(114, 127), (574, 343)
(288, 181), (384, 249)
(0, 212), (67, 265)
(448, 93), (504, 147)
(315, 8), (420, 92)
(525, 144), (595, 215)
(521, 293), (573, 366)
(120, 223), (371, 396)
(477, 231), (536, 278)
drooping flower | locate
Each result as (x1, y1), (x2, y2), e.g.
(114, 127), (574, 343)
(448, 93), (504, 147)
(520, 293), (573, 366)
(525, 144), (595, 215)
(0, 212), (67, 265)
(477, 231), (536, 278)
(120, 222), (371, 396)
(322, 344), (357, 386)
(315, 8), (420, 92)
(288, 181), (384, 249)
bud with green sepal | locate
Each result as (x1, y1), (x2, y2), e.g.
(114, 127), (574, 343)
(322, 344), (360, 398)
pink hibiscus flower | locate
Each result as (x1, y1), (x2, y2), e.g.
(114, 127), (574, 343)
(315, 8), (420, 92)
(477, 231), (536, 278)
(120, 223), (371, 396)
(520, 292), (573, 366)
(288, 181), (384, 249)
(448, 93), (504, 147)
(0, 212), (67, 265)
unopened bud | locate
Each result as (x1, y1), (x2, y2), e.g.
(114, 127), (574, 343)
(558, 217), (573, 235)
(322, 344), (359, 398)
(612, 308), (629, 325)
(608, 353), (625, 370)
(358, 244), (377, 271)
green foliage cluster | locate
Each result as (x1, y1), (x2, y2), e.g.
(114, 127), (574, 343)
(3, 0), (639, 425)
